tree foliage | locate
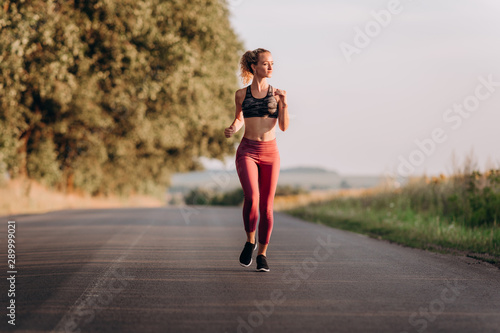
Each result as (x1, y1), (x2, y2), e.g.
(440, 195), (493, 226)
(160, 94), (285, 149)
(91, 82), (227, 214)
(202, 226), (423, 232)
(0, 0), (242, 196)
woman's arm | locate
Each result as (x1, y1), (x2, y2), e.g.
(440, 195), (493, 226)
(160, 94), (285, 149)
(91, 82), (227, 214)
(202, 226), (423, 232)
(224, 90), (245, 138)
(275, 89), (289, 131)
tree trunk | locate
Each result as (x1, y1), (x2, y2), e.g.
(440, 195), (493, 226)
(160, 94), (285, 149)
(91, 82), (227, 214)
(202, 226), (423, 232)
(17, 128), (32, 177)
(66, 171), (74, 193)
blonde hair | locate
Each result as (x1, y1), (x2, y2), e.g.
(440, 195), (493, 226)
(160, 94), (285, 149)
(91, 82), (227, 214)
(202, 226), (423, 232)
(239, 48), (271, 85)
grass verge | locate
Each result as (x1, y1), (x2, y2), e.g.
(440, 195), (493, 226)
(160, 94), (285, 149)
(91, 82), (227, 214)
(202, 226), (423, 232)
(285, 184), (500, 269)
(0, 177), (164, 216)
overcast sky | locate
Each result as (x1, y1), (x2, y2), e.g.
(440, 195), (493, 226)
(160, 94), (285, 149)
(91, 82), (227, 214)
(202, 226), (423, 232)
(205, 0), (500, 177)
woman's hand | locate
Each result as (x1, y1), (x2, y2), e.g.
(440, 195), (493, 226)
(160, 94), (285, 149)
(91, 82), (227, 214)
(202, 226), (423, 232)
(224, 125), (236, 138)
(274, 88), (287, 101)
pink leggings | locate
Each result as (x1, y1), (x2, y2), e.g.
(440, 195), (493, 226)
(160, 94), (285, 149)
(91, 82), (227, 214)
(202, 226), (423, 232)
(236, 137), (280, 245)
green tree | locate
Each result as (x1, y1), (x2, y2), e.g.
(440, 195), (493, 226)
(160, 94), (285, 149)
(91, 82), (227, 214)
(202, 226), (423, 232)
(0, 0), (243, 196)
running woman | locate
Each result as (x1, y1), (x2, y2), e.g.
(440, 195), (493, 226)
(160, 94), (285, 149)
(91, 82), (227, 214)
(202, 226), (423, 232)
(224, 48), (289, 272)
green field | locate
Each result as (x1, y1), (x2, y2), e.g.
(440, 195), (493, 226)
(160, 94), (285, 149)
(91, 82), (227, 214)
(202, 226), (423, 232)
(286, 170), (500, 267)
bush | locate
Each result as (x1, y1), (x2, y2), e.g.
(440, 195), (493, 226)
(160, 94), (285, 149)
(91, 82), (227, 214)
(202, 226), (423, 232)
(184, 185), (309, 206)
(275, 185), (309, 196)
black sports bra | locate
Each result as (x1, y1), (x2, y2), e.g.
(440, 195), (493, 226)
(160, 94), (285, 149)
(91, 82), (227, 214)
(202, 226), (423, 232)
(241, 85), (278, 118)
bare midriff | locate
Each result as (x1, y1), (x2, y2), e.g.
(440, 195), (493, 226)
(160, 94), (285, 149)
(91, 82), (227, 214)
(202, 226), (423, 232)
(243, 117), (278, 141)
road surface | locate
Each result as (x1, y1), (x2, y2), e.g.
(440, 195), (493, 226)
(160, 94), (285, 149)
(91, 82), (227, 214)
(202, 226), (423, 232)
(1, 206), (499, 333)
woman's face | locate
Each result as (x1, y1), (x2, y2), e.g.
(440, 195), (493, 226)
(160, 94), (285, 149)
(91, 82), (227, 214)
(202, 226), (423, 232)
(252, 52), (273, 79)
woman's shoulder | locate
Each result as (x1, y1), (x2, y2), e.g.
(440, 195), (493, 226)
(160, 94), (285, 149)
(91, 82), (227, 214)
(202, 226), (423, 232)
(235, 87), (248, 98)
(235, 87), (247, 95)
(235, 87), (247, 104)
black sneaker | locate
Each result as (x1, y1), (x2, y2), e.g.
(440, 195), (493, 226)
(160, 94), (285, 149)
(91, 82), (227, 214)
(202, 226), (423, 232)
(256, 254), (270, 272)
(239, 242), (256, 267)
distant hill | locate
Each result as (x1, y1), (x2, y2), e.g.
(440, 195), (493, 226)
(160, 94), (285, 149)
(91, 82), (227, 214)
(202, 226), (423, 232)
(168, 166), (382, 194)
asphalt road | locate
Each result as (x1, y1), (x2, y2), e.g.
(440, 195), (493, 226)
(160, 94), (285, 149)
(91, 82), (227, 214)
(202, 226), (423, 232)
(1, 206), (499, 333)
